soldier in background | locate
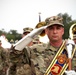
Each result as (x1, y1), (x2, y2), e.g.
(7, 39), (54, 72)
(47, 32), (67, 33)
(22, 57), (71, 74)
(0, 40), (9, 75)
(23, 27), (41, 45)
(22, 27), (33, 37)
(22, 27), (34, 46)
(15, 27), (40, 75)
(9, 27), (34, 75)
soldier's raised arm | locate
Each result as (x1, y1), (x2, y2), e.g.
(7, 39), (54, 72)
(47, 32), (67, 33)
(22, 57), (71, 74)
(13, 24), (47, 51)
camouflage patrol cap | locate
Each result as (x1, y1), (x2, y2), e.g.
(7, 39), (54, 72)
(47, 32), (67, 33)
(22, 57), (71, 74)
(23, 27), (33, 33)
(45, 16), (64, 27)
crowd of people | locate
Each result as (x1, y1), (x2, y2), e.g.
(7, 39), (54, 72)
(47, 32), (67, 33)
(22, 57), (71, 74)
(0, 15), (76, 75)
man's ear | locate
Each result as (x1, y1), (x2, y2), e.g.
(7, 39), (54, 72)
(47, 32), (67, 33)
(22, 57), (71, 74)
(62, 28), (64, 35)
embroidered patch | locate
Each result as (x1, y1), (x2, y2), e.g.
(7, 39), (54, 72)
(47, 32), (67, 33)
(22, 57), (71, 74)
(57, 54), (68, 64)
(51, 64), (62, 75)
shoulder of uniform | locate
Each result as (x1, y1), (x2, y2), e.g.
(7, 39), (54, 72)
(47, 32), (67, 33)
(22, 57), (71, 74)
(32, 43), (48, 48)
(0, 46), (5, 50)
(30, 43), (47, 52)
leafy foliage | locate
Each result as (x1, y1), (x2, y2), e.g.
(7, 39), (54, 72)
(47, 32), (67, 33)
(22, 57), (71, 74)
(57, 13), (76, 39)
(0, 29), (22, 42)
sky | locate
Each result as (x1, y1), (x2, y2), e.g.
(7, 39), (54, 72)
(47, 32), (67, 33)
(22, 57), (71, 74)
(0, 0), (76, 34)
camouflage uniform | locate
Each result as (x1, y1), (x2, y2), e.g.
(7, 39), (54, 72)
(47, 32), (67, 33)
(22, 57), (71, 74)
(0, 45), (9, 75)
(9, 42), (59, 75)
(9, 16), (76, 75)
(10, 40), (76, 75)
(30, 42), (60, 75)
(9, 27), (34, 75)
(33, 36), (41, 44)
(9, 46), (36, 75)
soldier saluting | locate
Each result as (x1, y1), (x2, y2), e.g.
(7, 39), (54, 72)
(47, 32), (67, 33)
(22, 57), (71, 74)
(10, 16), (76, 75)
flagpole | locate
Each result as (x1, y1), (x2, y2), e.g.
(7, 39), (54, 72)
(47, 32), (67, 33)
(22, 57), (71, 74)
(39, 12), (41, 22)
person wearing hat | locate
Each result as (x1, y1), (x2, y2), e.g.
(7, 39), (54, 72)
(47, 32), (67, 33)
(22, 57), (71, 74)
(22, 27), (33, 37)
(22, 27), (34, 46)
(9, 27), (34, 75)
(10, 16), (76, 75)
(22, 27), (41, 45)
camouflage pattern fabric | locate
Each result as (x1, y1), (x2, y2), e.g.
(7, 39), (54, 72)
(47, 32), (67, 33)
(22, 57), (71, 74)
(16, 64), (32, 75)
(30, 42), (59, 75)
(23, 27), (33, 33)
(10, 40), (76, 75)
(0, 46), (9, 75)
(9, 47), (36, 75)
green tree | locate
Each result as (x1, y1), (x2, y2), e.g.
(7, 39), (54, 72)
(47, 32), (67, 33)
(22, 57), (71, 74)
(57, 13), (73, 39)
(6, 30), (22, 42)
